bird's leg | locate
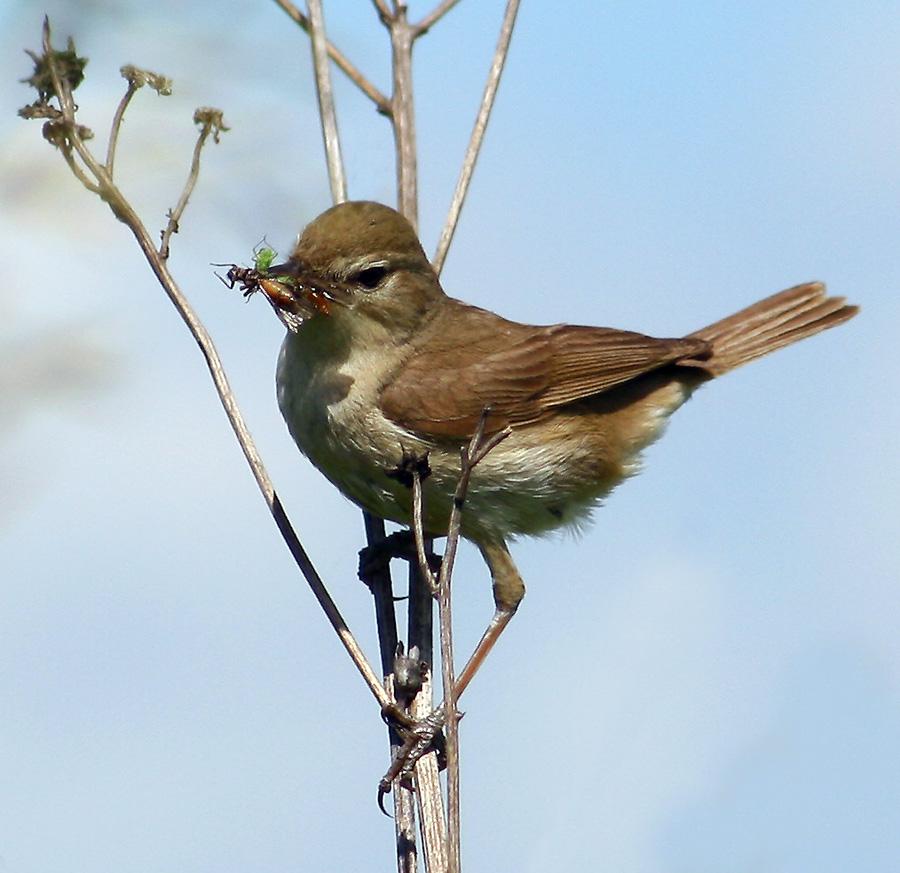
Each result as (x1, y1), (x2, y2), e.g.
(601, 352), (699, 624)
(376, 425), (522, 798)
(455, 538), (524, 697)
(376, 540), (523, 796)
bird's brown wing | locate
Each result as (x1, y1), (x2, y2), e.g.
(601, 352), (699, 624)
(378, 301), (711, 438)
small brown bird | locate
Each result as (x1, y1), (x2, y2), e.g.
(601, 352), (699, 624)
(256, 200), (858, 691)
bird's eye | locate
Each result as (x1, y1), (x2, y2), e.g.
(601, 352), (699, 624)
(353, 266), (388, 289)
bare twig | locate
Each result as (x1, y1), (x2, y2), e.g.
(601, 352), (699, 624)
(25, 19), (391, 713)
(59, 144), (103, 194)
(270, 0), (391, 113)
(410, 471), (438, 593)
(382, 7), (418, 227)
(107, 65), (173, 175)
(407, 461), (458, 872)
(105, 79), (137, 173)
(402, 469), (450, 867)
(160, 108), (228, 259)
(441, 415), (508, 870)
(371, 0), (393, 23)
(413, 0), (464, 36)
(432, 0), (521, 274)
(306, 0), (347, 204)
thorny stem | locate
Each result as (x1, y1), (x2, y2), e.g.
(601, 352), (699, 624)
(432, 0), (520, 274)
(28, 18), (391, 713)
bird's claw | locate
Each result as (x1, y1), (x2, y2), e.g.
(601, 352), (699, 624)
(377, 706), (453, 815)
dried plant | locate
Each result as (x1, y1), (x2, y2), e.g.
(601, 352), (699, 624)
(20, 5), (523, 871)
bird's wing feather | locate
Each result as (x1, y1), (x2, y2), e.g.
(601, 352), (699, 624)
(379, 302), (711, 438)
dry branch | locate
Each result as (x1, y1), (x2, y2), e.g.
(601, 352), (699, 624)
(20, 18), (391, 714)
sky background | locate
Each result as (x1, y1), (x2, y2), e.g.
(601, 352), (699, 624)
(1, 1), (897, 871)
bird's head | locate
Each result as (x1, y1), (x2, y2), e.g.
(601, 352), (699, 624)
(261, 201), (445, 342)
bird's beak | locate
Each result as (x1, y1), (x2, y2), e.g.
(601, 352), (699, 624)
(261, 261), (352, 327)
(265, 262), (300, 277)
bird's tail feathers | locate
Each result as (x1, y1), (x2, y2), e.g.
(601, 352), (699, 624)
(686, 282), (858, 377)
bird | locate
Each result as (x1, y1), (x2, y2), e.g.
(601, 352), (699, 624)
(249, 199), (858, 693)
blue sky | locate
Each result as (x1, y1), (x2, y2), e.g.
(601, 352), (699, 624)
(1, 1), (897, 871)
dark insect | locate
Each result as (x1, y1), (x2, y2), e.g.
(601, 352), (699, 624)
(214, 264), (272, 299)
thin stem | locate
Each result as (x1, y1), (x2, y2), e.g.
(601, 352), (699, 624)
(432, 0), (520, 274)
(388, 9), (418, 227)
(401, 417), (510, 873)
(105, 80), (138, 174)
(270, 0), (391, 113)
(413, 0), (463, 36)
(306, 0), (347, 204)
(371, 0), (393, 23)
(410, 473), (438, 593)
(406, 471), (449, 870)
(434, 418), (498, 872)
(59, 144), (102, 194)
(160, 109), (225, 259)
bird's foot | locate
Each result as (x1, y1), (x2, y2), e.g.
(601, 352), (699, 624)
(385, 449), (432, 488)
(378, 703), (458, 814)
